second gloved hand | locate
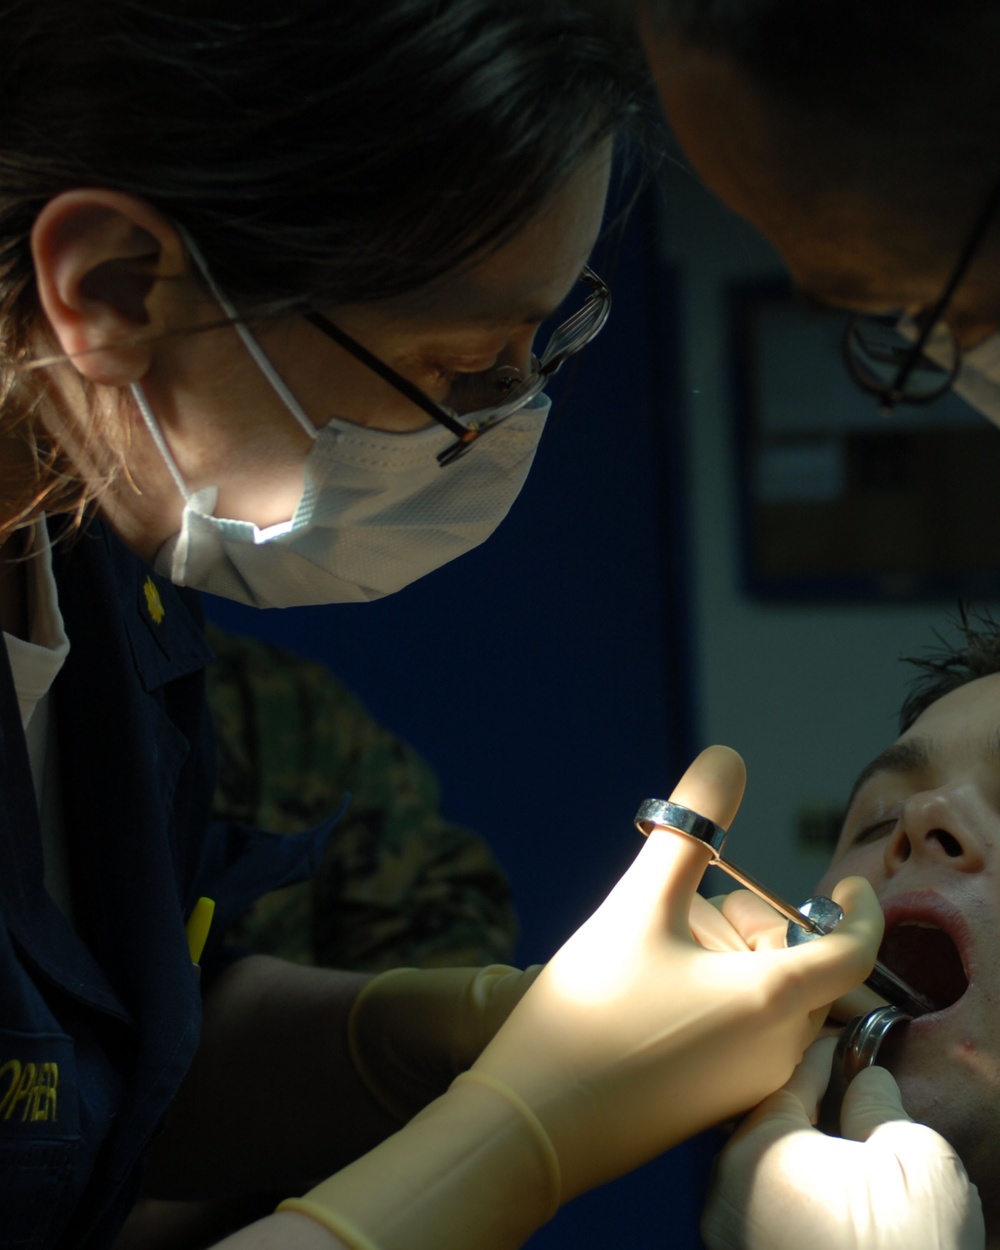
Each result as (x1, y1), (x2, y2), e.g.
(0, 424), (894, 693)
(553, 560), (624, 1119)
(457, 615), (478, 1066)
(348, 963), (542, 1121)
(278, 746), (885, 1250)
(459, 745), (885, 1203)
(701, 1036), (984, 1250)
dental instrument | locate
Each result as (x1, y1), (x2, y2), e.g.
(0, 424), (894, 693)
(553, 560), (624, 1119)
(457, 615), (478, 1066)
(634, 798), (936, 1018)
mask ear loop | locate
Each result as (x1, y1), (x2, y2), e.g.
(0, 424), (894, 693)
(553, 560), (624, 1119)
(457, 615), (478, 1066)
(174, 223), (320, 441)
(130, 379), (192, 502)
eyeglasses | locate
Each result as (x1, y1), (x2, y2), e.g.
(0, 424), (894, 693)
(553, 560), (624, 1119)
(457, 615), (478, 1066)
(304, 266), (611, 466)
(842, 173), (1000, 416)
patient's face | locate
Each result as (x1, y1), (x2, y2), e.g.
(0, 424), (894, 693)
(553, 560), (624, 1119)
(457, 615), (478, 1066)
(815, 672), (1000, 1192)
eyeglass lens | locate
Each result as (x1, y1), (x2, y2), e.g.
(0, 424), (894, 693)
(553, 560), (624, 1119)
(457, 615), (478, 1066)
(845, 315), (961, 406)
(442, 269), (610, 420)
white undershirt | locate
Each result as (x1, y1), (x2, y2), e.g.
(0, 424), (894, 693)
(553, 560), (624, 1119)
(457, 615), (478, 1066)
(3, 520), (72, 917)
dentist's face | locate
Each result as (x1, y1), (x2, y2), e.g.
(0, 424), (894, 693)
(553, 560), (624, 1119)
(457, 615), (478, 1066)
(642, 29), (1000, 347)
(816, 672), (1000, 1195)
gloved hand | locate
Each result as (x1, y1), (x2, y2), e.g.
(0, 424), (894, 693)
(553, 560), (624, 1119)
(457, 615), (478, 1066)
(278, 745), (884, 1250)
(457, 746), (883, 1203)
(712, 884), (890, 1025)
(701, 1035), (985, 1250)
(348, 963), (542, 1121)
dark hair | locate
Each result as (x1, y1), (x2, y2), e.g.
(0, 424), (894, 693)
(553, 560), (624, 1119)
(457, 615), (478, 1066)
(0, 0), (653, 527)
(898, 605), (1000, 733)
(1, 0), (649, 310)
(642, 0), (1000, 237)
(643, 0), (1000, 124)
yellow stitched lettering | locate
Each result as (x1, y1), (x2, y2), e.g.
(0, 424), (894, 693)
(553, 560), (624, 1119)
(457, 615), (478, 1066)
(7, 1062), (36, 1122)
(31, 1064), (58, 1122)
(0, 1060), (21, 1119)
(0, 1057), (64, 1126)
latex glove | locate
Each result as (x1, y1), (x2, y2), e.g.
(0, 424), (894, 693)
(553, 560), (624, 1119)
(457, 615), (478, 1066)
(714, 886), (890, 1025)
(702, 1036), (985, 1250)
(348, 963), (542, 1121)
(278, 746), (884, 1250)
(458, 746), (883, 1202)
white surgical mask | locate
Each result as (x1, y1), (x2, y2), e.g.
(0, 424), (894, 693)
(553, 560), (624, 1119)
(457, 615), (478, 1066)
(952, 331), (1000, 428)
(133, 241), (548, 608)
(901, 315), (1000, 429)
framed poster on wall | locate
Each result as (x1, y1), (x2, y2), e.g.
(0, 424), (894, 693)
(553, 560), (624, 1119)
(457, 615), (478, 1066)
(730, 280), (1000, 601)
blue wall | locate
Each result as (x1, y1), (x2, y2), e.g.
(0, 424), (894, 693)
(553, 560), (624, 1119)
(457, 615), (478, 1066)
(206, 183), (714, 1247)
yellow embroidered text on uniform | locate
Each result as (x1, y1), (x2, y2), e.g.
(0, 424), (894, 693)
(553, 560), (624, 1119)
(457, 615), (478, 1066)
(143, 576), (166, 624)
(0, 1059), (59, 1123)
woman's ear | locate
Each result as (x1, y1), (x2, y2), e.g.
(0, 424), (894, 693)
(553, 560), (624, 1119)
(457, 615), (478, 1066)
(31, 190), (190, 386)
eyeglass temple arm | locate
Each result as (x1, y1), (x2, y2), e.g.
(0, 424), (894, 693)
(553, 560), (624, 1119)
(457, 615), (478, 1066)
(302, 309), (470, 440)
(535, 267), (612, 379)
(895, 172), (1000, 397)
(306, 265), (607, 432)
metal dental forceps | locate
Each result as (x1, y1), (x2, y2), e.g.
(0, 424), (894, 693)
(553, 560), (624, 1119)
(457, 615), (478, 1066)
(634, 798), (936, 1019)
(816, 1005), (910, 1135)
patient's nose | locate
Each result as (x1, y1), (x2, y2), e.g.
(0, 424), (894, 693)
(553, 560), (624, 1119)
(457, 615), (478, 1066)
(885, 787), (988, 875)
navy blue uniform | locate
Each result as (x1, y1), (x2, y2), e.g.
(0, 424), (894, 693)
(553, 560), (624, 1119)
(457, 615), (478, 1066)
(0, 521), (329, 1249)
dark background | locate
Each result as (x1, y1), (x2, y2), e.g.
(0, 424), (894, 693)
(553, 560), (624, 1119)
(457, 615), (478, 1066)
(205, 180), (718, 1246)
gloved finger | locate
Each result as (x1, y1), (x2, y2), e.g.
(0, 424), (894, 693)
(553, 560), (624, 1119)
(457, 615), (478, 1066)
(839, 1064), (912, 1141)
(689, 891), (751, 952)
(464, 964), (544, 1049)
(827, 981), (888, 1025)
(770, 876), (884, 1011)
(670, 744), (746, 829)
(863, 1119), (986, 1250)
(611, 745), (747, 940)
(720, 888), (792, 951)
(653, 745), (747, 935)
(779, 1035), (838, 1121)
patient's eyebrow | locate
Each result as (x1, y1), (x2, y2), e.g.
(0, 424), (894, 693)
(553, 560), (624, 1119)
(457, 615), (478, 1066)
(845, 737), (931, 811)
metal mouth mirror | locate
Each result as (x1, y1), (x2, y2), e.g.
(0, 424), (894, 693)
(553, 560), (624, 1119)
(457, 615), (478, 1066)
(634, 798), (937, 1019)
(816, 1005), (911, 1135)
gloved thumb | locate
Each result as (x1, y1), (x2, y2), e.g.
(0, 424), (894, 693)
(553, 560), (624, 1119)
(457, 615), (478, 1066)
(462, 963), (544, 1052)
(617, 745), (746, 940)
(780, 1034), (839, 1118)
(349, 964), (542, 1123)
(840, 1064), (912, 1140)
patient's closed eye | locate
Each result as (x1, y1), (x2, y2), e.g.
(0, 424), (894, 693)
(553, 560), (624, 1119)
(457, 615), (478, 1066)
(851, 817), (896, 846)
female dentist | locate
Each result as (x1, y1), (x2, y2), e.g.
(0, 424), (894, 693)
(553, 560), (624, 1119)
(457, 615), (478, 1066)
(0, 2), (882, 1247)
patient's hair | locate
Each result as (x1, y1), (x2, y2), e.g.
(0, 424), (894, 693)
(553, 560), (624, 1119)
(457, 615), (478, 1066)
(898, 606), (1000, 733)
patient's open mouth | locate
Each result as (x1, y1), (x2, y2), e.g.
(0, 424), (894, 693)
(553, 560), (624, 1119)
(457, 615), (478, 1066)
(879, 921), (970, 1012)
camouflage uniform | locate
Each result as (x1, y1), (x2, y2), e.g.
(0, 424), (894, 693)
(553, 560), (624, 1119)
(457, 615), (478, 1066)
(205, 623), (519, 971)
